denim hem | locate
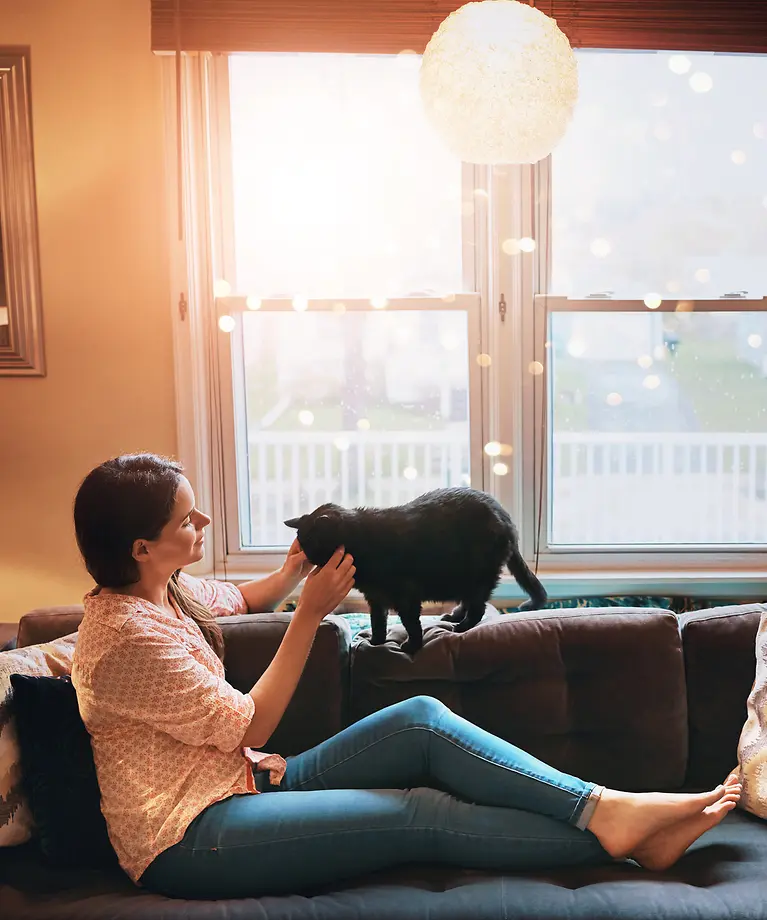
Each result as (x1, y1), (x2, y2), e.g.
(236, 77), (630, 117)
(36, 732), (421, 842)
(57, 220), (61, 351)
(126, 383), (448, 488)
(574, 784), (604, 831)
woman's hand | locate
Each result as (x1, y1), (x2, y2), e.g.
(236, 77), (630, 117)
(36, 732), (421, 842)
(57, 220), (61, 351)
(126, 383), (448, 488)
(295, 547), (355, 625)
(242, 547), (355, 748)
(278, 538), (314, 594)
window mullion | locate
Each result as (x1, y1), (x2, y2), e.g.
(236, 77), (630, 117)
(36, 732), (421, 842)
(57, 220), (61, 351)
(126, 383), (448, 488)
(494, 164), (540, 563)
(467, 162), (490, 496)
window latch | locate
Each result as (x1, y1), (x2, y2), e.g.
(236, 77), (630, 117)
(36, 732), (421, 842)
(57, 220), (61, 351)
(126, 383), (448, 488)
(178, 292), (188, 321)
(499, 293), (507, 322)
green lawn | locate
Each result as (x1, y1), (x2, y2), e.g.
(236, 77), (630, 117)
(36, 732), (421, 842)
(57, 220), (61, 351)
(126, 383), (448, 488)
(552, 338), (767, 434)
(669, 339), (767, 433)
(247, 338), (767, 437)
(248, 401), (449, 432)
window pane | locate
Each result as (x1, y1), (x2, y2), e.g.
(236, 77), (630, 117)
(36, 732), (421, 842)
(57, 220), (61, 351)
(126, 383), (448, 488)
(228, 54), (464, 300)
(241, 310), (470, 547)
(549, 311), (767, 545)
(551, 52), (767, 299)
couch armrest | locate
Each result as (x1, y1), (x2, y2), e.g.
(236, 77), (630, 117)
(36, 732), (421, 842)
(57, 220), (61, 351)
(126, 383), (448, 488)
(18, 606), (85, 648)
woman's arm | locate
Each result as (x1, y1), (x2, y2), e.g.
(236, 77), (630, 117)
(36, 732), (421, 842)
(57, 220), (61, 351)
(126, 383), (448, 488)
(240, 547), (354, 749)
(238, 539), (313, 613)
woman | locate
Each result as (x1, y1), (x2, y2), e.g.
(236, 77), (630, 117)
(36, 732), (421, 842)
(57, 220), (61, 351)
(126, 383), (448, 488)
(71, 453), (741, 901)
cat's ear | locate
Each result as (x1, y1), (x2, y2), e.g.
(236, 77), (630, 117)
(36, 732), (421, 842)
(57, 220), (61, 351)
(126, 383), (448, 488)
(313, 513), (340, 541)
(284, 516), (303, 529)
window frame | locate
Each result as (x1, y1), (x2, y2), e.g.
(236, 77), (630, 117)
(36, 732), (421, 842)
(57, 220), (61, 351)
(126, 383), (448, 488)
(215, 294), (485, 576)
(511, 154), (767, 582)
(164, 52), (498, 579)
(164, 50), (767, 597)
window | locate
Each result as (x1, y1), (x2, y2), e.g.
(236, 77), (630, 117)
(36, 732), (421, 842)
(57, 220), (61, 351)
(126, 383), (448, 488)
(238, 308), (472, 548)
(168, 45), (767, 586)
(228, 53), (466, 300)
(549, 311), (767, 546)
(530, 50), (767, 554)
(550, 52), (766, 301)
(213, 53), (483, 555)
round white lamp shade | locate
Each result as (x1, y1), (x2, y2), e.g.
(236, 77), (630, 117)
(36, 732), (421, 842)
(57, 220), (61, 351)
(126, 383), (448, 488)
(420, 0), (579, 165)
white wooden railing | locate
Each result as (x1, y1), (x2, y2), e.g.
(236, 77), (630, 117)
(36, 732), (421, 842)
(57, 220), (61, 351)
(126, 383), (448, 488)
(248, 430), (470, 544)
(247, 430), (767, 546)
(552, 432), (767, 545)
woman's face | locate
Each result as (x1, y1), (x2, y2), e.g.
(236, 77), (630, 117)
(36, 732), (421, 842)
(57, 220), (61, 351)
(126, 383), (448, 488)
(134, 476), (211, 576)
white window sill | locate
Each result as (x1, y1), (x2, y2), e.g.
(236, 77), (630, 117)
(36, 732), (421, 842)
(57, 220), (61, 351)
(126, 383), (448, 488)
(207, 566), (766, 609)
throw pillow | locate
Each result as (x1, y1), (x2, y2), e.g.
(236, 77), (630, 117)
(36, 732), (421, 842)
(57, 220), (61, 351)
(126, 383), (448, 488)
(9, 673), (117, 867)
(0, 633), (76, 847)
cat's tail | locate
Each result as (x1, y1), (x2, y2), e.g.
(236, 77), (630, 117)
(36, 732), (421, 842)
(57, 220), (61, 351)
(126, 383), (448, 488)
(507, 546), (547, 611)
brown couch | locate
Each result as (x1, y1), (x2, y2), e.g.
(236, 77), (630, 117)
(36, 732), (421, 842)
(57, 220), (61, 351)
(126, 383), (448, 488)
(2, 602), (766, 920)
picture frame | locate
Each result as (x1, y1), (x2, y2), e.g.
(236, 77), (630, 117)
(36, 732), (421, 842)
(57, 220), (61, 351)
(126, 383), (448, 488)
(0, 47), (45, 376)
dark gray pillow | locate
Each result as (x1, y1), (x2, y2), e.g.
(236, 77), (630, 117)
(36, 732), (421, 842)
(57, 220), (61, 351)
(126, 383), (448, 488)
(9, 673), (117, 868)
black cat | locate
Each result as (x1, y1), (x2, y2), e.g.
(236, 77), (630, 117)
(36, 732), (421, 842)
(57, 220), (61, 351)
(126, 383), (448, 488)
(285, 487), (547, 655)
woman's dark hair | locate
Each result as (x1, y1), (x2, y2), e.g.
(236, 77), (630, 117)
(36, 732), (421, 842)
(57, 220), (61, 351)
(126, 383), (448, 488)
(73, 453), (224, 659)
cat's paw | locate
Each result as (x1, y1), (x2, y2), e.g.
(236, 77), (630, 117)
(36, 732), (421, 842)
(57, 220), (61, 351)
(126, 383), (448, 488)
(441, 606), (464, 623)
(369, 633), (387, 646)
(451, 619), (475, 634)
(518, 597), (546, 612)
(400, 638), (422, 656)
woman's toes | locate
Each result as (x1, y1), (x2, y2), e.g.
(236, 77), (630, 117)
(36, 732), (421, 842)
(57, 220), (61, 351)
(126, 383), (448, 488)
(724, 769), (742, 788)
(700, 785), (726, 806)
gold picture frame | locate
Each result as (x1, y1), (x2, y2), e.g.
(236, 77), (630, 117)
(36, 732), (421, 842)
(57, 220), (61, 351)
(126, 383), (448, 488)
(0, 47), (45, 376)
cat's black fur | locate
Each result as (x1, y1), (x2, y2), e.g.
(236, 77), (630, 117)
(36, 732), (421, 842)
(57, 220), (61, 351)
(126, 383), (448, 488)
(285, 487), (547, 655)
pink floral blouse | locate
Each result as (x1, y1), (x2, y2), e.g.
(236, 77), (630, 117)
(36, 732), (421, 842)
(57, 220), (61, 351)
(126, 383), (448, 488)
(71, 573), (286, 883)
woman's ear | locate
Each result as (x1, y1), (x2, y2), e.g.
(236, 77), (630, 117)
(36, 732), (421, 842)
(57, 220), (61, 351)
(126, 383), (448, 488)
(132, 539), (151, 564)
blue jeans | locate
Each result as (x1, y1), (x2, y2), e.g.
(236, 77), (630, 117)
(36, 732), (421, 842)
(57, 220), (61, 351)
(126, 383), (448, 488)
(141, 696), (609, 899)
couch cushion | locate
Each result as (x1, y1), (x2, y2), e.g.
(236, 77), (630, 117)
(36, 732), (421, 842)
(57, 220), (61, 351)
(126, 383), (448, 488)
(351, 608), (688, 791)
(221, 613), (350, 755)
(2, 811), (766, 919)
(680, 604), (764, 790)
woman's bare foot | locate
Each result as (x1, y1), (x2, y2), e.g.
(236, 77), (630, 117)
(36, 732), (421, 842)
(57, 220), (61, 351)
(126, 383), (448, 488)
(588, 785), (728, 859)
(631, 788), (740, 871)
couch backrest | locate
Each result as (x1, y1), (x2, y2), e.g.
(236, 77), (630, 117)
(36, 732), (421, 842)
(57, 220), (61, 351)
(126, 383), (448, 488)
(680, 604), (764, 790)
(16, 608), (352, 757)
(20, 602), (764, 793)
(222, 614), (350, 755)
(350, 608), (688, 792)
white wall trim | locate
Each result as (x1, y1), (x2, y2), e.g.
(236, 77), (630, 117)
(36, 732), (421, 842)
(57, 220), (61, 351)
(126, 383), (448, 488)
(161, 53), (221, 578)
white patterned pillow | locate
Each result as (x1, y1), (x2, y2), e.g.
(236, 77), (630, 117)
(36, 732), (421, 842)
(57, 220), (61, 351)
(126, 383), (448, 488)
(0, 633), (77, 846)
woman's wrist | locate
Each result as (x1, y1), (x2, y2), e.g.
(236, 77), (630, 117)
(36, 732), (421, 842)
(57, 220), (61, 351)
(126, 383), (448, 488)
(278, 567), (306, 602)
(293, 599), (324, 626)
(238, 569), (298, 613)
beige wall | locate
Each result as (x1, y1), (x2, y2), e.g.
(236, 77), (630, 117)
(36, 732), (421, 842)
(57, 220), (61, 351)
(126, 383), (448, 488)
(0, 0), (176, 621)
